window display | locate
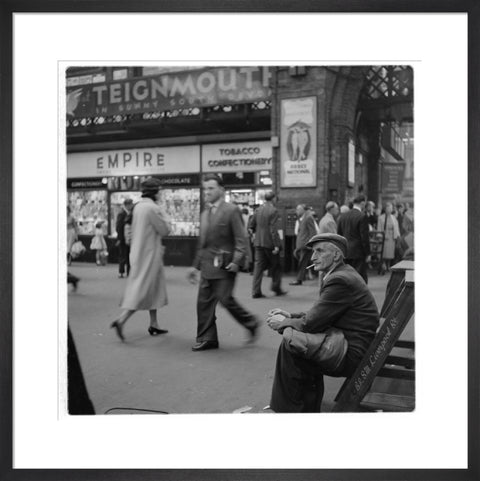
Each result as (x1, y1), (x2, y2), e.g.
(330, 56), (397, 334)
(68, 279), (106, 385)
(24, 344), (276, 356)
(157, 188), (200, 236)
(68, 190), (108, 235)
(109, 188), (200, 237)
(225, 188), (269, 207)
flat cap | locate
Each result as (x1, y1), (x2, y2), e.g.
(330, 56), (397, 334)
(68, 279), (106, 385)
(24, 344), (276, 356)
(140, 177), (162, 192)
(305, 233), (348, 256)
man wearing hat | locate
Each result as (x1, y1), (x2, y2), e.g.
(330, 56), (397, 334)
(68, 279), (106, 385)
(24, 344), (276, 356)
(266, 233), (379, 412)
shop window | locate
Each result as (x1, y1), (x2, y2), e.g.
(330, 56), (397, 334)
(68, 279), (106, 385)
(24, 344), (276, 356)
(68, 190), (108, 235)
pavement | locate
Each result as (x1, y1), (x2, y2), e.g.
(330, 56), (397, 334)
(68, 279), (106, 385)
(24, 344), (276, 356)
(68, 262), (408, 415)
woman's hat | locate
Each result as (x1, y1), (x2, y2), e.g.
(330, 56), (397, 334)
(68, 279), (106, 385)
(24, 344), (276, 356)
(140, 177), (162, 192)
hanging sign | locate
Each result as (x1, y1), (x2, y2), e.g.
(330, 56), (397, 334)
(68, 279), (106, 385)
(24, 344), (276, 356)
(280, 96), (317, 188)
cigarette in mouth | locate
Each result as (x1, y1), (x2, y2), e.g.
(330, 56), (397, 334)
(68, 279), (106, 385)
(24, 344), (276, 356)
(307, 264), (315, 269)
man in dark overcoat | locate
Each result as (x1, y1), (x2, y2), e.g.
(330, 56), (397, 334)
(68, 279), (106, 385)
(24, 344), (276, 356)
(250, 191), (286, 298)
(337, 194), (371, 283)
(188, 174), (260, 351)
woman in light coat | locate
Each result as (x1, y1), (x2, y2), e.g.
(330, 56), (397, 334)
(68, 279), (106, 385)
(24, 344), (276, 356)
(110, 178), (171, 341)
(376, 202), (400, 274)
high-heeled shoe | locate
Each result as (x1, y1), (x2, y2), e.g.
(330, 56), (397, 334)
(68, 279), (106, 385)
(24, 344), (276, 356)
(110, 320), (125, 341)
(148, 326), (168, 336)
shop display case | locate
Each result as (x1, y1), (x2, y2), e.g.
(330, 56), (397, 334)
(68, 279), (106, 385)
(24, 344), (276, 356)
(157, 188), (200, 236)
(68, 190), (108, 235)
(225, 188), (269, 208)
(109, 188), (200, 237)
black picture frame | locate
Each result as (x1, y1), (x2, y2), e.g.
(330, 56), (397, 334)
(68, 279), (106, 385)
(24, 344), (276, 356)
(1, 1), (478, 480)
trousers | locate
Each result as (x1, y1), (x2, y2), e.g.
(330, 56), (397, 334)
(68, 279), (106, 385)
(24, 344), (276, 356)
(118, 243), (130, 276)
(270, 338), (354, 413)
(196, 274), (257, 342)
(252, 246), (283, 295)
(296, 247), (312, 282)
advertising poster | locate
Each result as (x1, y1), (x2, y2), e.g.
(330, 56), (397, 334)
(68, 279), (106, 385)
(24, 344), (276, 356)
(280, 96), (317, 187)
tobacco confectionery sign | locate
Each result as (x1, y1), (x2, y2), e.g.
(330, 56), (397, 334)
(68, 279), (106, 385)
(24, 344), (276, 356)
(280, 96), (317, 188)
(68, 146), (200, 178)
(66, 67), (272, 119)
(202, 141), (272, 173)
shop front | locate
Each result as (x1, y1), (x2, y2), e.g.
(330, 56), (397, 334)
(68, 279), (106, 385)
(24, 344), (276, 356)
(201, 140), (273, 217)
(67, 145), (201, 265)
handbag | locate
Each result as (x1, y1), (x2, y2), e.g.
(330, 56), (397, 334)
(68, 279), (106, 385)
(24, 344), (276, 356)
(70, 240), (86, 258)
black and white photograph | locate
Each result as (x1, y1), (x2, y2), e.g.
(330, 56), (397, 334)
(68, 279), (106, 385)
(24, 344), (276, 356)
(66, 64), (416, 416)
(3, 7), (477, 478)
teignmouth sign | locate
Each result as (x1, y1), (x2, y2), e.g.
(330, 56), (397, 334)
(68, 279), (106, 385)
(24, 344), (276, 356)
(66, 67), (272, 119)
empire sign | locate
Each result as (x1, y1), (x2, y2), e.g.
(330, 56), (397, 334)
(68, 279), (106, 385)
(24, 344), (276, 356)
(67, 67), (272, 119)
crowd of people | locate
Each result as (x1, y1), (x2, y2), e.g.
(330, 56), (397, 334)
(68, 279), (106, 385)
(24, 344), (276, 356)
(67, 177), (414, 413)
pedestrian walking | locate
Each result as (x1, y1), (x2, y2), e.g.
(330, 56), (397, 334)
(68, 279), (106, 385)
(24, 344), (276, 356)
(110, 178), (171, 341)
(318, 201), (339, 234)
(289, 204), (318, 286)
(67, 205), (78, 265)
(337, 194), (371, 283)
(115, 198), (134, 278)
(240, 207), (253, 273)
(250, 191), (286, 298)
(90, 221), (108, 266)
(377, 202), (400, 274)
(187, 174), (260, 351)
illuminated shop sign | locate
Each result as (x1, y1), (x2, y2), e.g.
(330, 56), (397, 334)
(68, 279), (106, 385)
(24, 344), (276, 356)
(67, 67), (272, 119)
(68, 146), (200, 178)
(202, 141), (272, 173)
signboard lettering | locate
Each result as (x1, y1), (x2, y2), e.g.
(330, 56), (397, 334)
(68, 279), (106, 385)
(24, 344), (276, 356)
(68, 146), (200, 178)
(67, 67), (272, 119)
(202, 141), (272, 173)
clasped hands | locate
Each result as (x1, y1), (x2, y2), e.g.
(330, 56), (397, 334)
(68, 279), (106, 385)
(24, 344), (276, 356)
(266, 308), (291, 333)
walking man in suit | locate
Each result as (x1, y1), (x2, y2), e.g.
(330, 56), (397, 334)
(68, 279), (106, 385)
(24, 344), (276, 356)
(188, 174), (260, 351)
(337, 194), (371, 283)
(250, 191), (287, 298)
(290, 204), (318, 286)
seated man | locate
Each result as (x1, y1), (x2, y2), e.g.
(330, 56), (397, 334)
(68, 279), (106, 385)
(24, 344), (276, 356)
(267, 233), (379, 412)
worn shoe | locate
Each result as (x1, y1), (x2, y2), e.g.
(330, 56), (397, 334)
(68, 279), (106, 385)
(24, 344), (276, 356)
(246, 320), (261, 344)
(148, 327), (168, 336)
(273, 290), (287, 296)
(289, 281), (303, 286)
(252, 293), (266, 299)
(191, 340), (219, 351)
(110, 320), (125, 342)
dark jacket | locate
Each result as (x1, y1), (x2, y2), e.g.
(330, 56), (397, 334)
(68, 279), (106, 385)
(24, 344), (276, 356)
(250, 202), (281, 249)
(193, 200), (247, 279)
(116, 209), (129, 244)
(281, 263), (379, 371)
(337, 208), (371, 259)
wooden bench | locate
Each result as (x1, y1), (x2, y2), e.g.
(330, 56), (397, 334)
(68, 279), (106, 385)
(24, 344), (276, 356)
(332, 265), (415, 412)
